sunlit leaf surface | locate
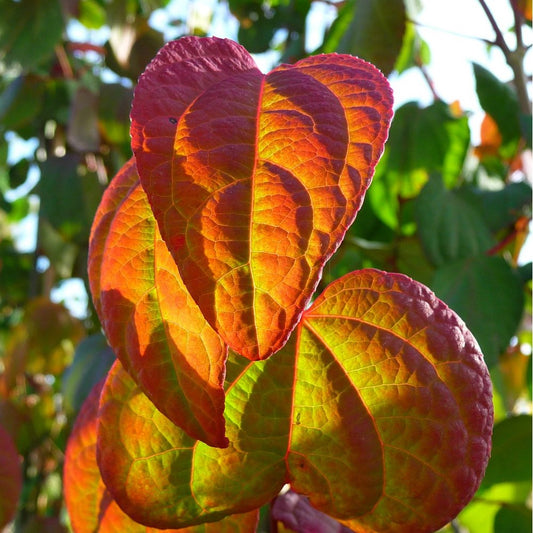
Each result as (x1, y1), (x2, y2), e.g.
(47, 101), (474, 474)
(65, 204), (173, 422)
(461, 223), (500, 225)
(97, 270), (492, 532)
(97, 358), (282, 529)
(131, 36), (393, 360)
(88, 159), (228, 447)
(64, 379), (258, 532)
(294, 269), (493, 532)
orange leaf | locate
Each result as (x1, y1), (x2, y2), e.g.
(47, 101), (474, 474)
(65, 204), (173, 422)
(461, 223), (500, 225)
(474, 112), (502, 160)
(131, 36), (393, 360)
(97, 359), (268, 529)
(88, 159), (228, 447)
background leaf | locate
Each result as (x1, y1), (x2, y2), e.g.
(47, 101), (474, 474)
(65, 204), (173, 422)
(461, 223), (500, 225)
(480, 414), (532, 488)
(0, 423), (22, 529)
(473, 63), (522, 158)
(321, 0), (406, 76)
(2, 298), (85, 392)
(469, 181), (532, 234)
(131, 37), (393, 360)
(61, 332), (115, 416)
(415, 174), (494, 265)
(431, 255), (524, 367)
(0, 0), (64, 70)
(369, 100), (470, 228)
(38, 154), (104, 244)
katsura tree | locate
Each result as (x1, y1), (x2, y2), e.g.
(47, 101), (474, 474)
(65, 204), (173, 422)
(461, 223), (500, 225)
(62, 36), (493, 533)
(0, 2), (531, 533)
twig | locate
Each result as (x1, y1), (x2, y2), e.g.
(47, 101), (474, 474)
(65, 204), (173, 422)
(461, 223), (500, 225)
(509, 0), (532, 113)
(477, 0), (513, 55)
(416, 57), (440, 101)
(54, 44), (74, 79)
(478, 0), (531, 113)
(406, 16), (493, 46)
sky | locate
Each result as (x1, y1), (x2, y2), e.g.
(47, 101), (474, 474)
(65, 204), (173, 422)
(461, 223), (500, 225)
(5, 0), (532, 316)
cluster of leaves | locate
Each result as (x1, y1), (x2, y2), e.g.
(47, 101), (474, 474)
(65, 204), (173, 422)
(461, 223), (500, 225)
(0, 1), (531, 532)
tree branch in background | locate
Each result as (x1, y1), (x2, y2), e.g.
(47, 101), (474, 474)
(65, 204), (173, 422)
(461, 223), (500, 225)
(479, 0), (531, 113)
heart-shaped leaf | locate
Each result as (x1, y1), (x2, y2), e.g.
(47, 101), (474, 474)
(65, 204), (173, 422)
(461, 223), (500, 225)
(97, 269), (493, 532)
(295, 269), (493, 531)
(131, 36), (393, 360)
(64, 378), (259, 532)
(88, 159), (228, 447)
(97, 357), (285, 529)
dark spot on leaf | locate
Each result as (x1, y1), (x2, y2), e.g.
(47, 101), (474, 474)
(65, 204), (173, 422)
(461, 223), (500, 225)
(169, 117), (177, 124)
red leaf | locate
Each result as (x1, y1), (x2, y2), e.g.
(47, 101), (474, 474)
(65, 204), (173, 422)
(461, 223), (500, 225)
(0, 423), (21, 529)
(131, 36), (393, 360)
(294, 269), (493, 531)
(88, 159), (228, 447)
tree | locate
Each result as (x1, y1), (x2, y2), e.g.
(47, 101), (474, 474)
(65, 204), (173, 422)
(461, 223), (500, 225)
(0, 1), (530, 532)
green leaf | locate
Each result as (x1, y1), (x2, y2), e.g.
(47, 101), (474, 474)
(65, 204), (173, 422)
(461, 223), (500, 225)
(0, 75), (44, 133)
(8, 159), (29, 189)
(494, 504), (532, 533)
(469, 181), (532, 233)
(0, 76), (24, 121)
(0, 0), (64, 70)
(79, 0), (107, 29)
(459, 481), (532, 533)
(230, 0), (281, 54)
(415, 175), (494, 266)
(369, 100), (470, 228)
(38, 219), (79, 279)
(38, 155), (104, 244)
(431, 255), (525, 367)
(395, 21), (430, 73)
(481, 414), (532, 488)
(395, 236), (435, 286)
(473, 63), (522, 158)
(98, 83), (133, 147)
(0, 241), (33, 306)
(67, 86), (100, 152)
(321, 0), (406, 76)
(61, 333), (115, 415)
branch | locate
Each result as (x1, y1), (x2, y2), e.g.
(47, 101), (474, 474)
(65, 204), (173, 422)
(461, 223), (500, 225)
(478, 0), (531, 113)
(478, 0), (513, 55)
(54, 44), (74, 79)
(509, 0), (532, 113)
